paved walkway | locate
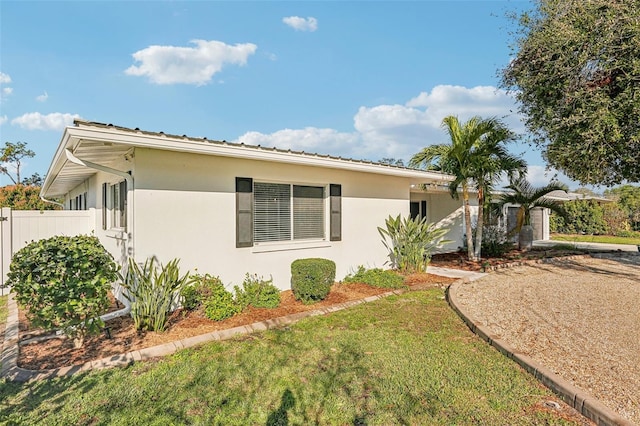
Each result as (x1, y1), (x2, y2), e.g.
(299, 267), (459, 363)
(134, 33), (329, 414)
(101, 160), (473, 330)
(534, 239), (639, 253)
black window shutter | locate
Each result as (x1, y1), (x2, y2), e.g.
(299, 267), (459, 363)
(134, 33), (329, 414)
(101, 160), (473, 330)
(421, 200), (427, 220)
(236, 177), (254, 247)
(329, 184), (341, 241)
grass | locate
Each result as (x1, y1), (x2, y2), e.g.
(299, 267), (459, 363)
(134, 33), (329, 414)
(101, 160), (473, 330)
(551, 233), (640, 245)
(0, 290), (581, 425)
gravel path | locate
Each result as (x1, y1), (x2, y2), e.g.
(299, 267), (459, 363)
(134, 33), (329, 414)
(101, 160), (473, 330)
(450, 254), (640, 425)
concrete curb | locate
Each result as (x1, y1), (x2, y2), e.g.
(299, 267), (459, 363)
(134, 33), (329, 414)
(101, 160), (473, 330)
(446, 256), (636, 426)
(0, 288), (405, 382)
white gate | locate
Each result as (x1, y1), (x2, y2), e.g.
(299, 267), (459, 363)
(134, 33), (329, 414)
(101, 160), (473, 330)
(0, 207), (95, 294)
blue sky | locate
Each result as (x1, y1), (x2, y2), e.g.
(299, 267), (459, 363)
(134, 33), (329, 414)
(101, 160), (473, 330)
(0, 0), (583, 189)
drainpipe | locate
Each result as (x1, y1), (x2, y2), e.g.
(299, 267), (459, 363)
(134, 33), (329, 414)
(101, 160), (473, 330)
(40, 196), (64, 209)
(64, 149), (135, 259)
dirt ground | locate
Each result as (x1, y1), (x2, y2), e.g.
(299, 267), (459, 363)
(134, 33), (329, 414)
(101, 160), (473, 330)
(450, 254), (640, 425)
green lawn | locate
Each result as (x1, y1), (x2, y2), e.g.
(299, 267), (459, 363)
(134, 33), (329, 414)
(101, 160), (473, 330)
(0, 290), (581, 425)
(551, 233), (640, 245)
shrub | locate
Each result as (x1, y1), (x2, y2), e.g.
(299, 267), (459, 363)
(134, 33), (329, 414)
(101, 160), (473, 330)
(378, 215), (451, 273)
(342, 266), (406, 289)
(616, 229), (640, 238)
(291, 258), (336, 304)
(203, 282), (241, 321)
(181, 274), (241, 321)
(180, 274), (223, 311)
(235, 274), (281, 309)
(5, 235), (118, 347)
(480, 224), (515, 257)
(180, 284), (201, 311)
(123, 256), (193, 332)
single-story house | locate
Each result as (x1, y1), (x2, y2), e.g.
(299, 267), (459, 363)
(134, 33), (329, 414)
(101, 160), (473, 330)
(40, 120), (473, 293)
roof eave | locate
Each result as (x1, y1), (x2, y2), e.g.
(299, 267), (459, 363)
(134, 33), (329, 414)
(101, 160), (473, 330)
(42, 124), (454, 197)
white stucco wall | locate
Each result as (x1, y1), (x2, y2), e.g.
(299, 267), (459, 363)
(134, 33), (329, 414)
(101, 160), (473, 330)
(132, 148), (411, 290)
(409, 190), (479, 252)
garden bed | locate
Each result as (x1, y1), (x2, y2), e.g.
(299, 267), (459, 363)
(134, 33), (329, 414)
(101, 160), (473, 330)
(430, 248), (588, 271)
(16, 274), (455, 371)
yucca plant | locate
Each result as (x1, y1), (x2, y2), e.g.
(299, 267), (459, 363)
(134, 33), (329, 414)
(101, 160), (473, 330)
(123, 256), (194, 332)
(378, 215), (451, 273)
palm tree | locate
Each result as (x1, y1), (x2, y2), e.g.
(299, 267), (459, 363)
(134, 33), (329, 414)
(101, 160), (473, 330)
(495, 176), (568, 250)
(470, 127), (526, 259)
(410, 115), (526, 261)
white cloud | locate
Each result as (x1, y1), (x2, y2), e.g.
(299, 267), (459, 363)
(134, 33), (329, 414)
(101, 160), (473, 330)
(282, 16), (318, 32)
(125, 39), (257, 85)
(235, 85), (527, 164)
(0, 72), (11, 84)
(36, 91), (48, 102)
(11, 112), (81, 131)
(525, 165), (568, 187)
(0, 115), (7, 126)
(406, 85), (524, 132)
(2, 87), (12, 96)
(236, 127), (361, 157)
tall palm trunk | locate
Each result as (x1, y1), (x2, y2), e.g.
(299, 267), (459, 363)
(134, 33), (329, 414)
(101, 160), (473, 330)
(462, 182), (476, 261)
(474, 187), (484, 261)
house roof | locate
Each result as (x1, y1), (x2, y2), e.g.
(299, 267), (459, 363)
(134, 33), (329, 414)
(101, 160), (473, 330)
(41, 120), (454, 197)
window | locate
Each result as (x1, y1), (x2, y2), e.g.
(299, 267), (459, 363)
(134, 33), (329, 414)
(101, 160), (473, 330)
(108, 180), (127, 229)
(236, 177), (341, 248)
(253, 183), (324, 243)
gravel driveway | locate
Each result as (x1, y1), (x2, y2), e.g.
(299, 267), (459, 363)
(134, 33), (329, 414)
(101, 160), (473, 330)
(450, 254), (640, 425)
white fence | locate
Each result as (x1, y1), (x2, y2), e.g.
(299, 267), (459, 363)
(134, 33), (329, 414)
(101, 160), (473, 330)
(0, 207), (94, 294)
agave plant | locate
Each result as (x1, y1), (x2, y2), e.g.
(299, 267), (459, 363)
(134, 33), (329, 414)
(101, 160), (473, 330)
(378, 215), (451, 273)
(123, 256), (194, 332)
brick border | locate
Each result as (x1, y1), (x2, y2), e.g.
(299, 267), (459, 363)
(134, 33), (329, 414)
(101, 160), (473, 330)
(1, 288), (405, 382)
(446, 255), (636, 426)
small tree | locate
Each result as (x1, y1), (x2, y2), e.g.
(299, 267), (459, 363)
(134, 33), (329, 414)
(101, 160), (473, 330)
(0, 141), (35, 185)
(5, 235), (118, 347)
(496, 177), (568, 250)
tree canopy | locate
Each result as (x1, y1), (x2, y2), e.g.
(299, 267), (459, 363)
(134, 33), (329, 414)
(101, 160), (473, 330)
(0, 141), (35, 185)
(410, 115), (525, 260)
(501, 0), (640, 186)
(0, 185), (59, 210)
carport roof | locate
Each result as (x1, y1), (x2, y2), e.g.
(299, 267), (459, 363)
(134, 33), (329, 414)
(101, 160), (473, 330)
(41, 120), (454, 198)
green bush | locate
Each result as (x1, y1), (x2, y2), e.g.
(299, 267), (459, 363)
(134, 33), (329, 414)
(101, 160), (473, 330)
(378, 215), (451, 273)
(616, 229), (640, 238)
(342, 266), (406, 289)
(553, 200), (607, 235)
(5, 235), (118, 347)
(180, 284), (201, 311)
(480, 224), (515, 257)
(203, 282), (241, 321)
(123, 257), (193, 332)
(291, 258), (336, 304)
(181, 274), (241, 321)
(235, 274), (281, 309)
(180, 274), (223, 311)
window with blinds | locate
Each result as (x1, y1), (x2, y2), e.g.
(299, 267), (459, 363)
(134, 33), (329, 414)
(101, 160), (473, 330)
(253, 182), (325, 242)
(293, 185), (325, 239)
(254, 182), (292, 242)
